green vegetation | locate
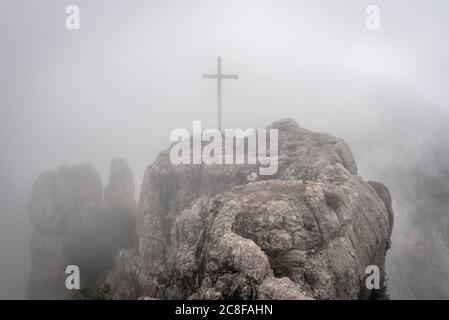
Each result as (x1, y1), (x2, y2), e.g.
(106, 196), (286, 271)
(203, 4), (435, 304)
(73, 284), (112, 300)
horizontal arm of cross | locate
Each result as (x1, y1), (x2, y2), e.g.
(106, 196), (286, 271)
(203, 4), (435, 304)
(221, 74), (239, 79)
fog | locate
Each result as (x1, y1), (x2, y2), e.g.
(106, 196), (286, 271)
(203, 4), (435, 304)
(1, 0), (449, 299)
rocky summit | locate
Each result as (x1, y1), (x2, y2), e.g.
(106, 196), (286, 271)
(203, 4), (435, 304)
(105, 119), (394, 300)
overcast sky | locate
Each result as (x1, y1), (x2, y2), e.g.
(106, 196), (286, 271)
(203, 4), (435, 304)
(1, 0), (448, 299)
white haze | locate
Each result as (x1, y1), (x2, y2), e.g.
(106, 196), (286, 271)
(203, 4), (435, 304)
(1, 0), (449, 299)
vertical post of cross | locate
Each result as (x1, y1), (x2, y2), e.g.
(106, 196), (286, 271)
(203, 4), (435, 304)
(202, 57), (239, 131)
(217, 56), (222, 131)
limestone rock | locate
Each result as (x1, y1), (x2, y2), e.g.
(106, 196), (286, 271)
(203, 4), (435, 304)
(104, 249), (140, 299)
(109, 119), (393, 300)
(27, 231), (67, 299)
(28, 159), (137, 299)
(105, 157), (136, 209)
(28, 163), (103, 236)
(28, 163), (103, 299)
(179, 179), (391, 299)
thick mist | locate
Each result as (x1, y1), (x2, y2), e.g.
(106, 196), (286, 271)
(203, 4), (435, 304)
(1, 0), (449, 299)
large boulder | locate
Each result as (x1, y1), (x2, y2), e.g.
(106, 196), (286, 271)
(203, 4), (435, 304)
(176, 179), (391, 300)
(108, 119), (393, 299)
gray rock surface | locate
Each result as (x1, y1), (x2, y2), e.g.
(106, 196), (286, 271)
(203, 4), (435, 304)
(105, 158), (136, 209)
(28, 164), (103, 236)
(28, 159), (136, 299)
(28, 163), (103, 299)
(108, 119), (393, 300)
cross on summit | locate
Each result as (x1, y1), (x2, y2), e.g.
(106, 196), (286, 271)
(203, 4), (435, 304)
(202, 57), (239, 131)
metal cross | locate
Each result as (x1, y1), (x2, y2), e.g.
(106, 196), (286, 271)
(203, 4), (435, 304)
(202, 57), (239, 131)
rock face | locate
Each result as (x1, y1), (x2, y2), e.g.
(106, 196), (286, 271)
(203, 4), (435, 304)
(28, 164), (103, 237)
(105, 158), (136, 209)
(28, 159), (136, 299)
(108, 119), (394, 300)
(28, 164), (103, 299)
